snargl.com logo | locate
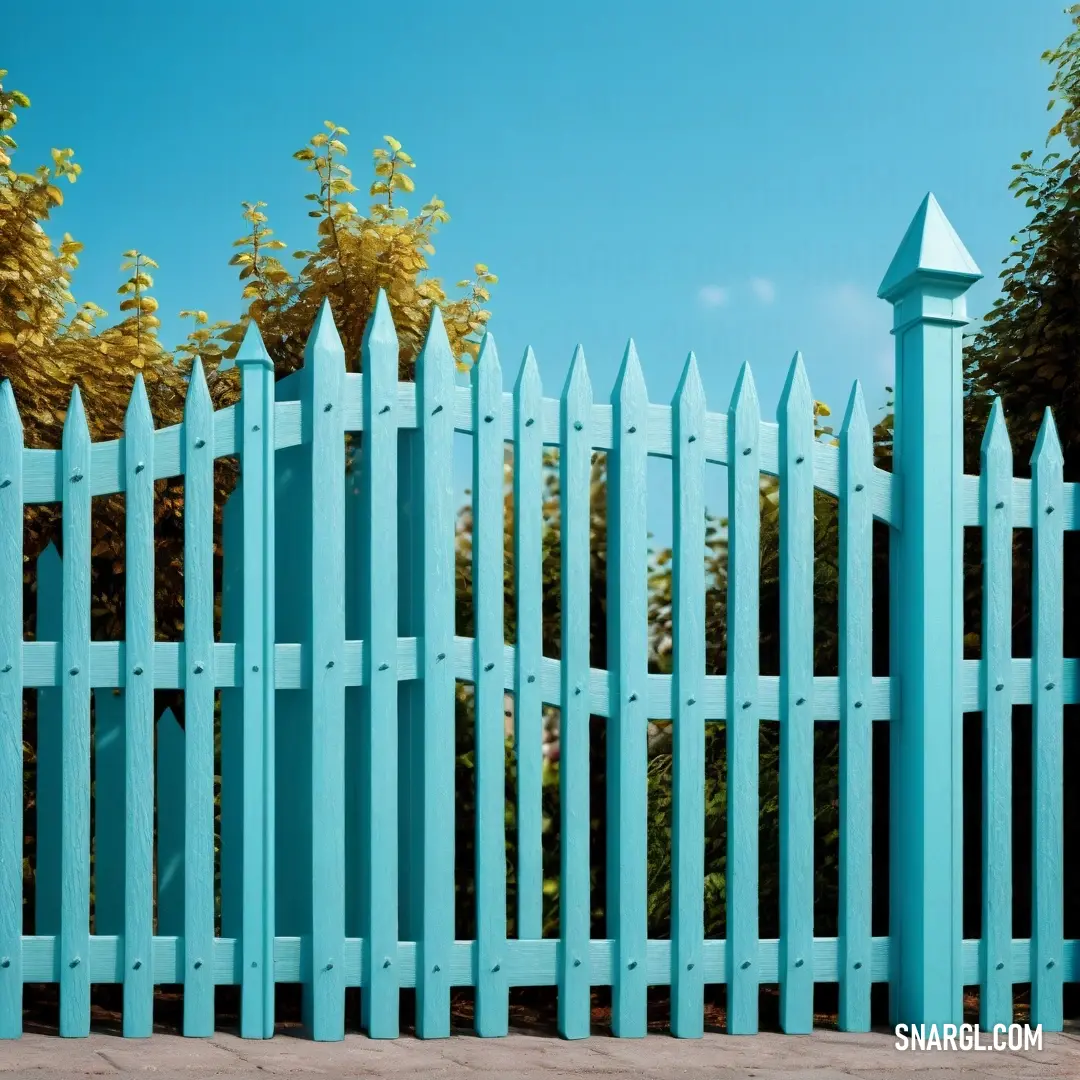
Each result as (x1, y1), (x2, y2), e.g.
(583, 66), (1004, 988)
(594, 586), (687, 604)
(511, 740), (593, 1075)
(894, 1024), (1043, 1052)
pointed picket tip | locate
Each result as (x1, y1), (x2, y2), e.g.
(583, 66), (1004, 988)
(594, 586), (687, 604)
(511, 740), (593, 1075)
(63, 384), (87, 434)
(38, 539), (61, 571)
(878, 193), (982, 301)
(778, 351), (812, 419)
(673, 352), (704, 406)
(1031, 407), (1063, 468)
(125, 373), (152, 423)
(612, 339), (647, 404)
(416, 303), (454, 382)
(729, 361), (759, 415)
(980, 396), (1012, 458)
(185, 356), (211, 408)
(0, 378), (22, 434)
(841, 380), (869, 436)
(514, 346), (541, 395)
(562, 345), (591, 399)
(362, 288), (398, 348)
(156, 706), (181, 733)
(304, 296), (344, 368)
(220, 318), (272, 371)
(475, 331), (500, 374)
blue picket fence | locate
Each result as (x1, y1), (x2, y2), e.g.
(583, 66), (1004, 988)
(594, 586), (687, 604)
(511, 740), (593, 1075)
(0, 193), (1076, 1042)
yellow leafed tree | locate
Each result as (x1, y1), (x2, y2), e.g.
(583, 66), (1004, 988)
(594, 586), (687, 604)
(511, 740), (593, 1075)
(0, 70), (495, 648)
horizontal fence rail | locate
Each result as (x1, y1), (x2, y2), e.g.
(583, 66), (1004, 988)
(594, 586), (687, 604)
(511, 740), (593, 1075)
(15, 386), (900, 525)
(1, 194), (1077, 1043)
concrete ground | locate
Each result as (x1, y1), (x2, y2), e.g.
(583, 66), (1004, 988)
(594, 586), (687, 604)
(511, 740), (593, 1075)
(2, 1029), (1080, 1079)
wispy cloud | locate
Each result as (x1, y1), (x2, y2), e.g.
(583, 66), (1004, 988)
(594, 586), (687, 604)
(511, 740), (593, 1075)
(750, 277), (776, 304)
(697, 284), (730, 309)
(819, 283), (894, 383)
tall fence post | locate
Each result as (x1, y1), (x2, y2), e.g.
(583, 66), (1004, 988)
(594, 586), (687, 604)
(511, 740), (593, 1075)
(878, 193), (980, 1029)
(0, 380), (24, 1039)
(222, 322), (277, 1038)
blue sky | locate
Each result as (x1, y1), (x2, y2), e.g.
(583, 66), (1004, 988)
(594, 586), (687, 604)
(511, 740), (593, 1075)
(5, 1), (1068, 540)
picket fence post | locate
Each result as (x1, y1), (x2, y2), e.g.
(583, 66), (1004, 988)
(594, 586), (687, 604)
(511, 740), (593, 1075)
(0, 380), (23, 1039)
(878, 193), (980, 1028)
(359, 293), (401, 1037)
(222, 322), (277, 1038)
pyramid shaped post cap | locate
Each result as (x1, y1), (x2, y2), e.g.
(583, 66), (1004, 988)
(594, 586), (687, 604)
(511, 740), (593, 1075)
(221, 320), (272, 371)
(878, 193), (982, 302)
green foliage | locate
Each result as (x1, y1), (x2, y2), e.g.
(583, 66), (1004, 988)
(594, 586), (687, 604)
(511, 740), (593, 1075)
(0, 67), (497, 921)
(451, 404), (849, 942)
(965, 3), (1080, 469)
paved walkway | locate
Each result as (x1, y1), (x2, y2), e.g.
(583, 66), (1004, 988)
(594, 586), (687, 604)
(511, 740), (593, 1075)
(2, 1029), (1080, 1079)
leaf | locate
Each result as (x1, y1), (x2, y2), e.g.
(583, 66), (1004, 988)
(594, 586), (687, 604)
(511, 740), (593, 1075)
(384, 135), (402, 152)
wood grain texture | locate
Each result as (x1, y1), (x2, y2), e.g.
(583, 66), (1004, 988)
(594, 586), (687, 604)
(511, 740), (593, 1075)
(606, 341), (649, 1039)
(1030, 409), (1064, 1031)
(558, 347), (592, 1040)
(236, 323), (277, 1039)
(360, 293), (400, 1038)
(60, 387), (91, 1038)
(0, 381), (22, 1037)
(512, 348), (543, 943)
(123, 375), (155, 1036)
(183, 360), (216, 1036)
(472, 334), (509, 1037)
(979, 399), (1013, 1029)
(726, 364), (760, 1035)
(670, 354), (706, 1039)
(411, 309), (456, 1038)
(776, 355), (814, 1035)
(838, 383), (872, 1032)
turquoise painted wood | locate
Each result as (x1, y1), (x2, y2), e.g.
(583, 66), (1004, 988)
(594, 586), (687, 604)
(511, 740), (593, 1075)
(472, 333), (509, 1037)
(6, 196), (1080, 1044)
(670, 353), (706, 1039)
(726, 362), (760, 1036)
(156, 709), (185, 937)
(0, 380), (22, 1038)
(512, 348), (543, 943)
(228, 322), (277, 1039)
(359, 293), (400, 1038)
(35, 543), (62, 939)
(345, 458), (362, 959)
(183, 359), (216, 1037)
(272, 442), (307, 945)
(123, 374), (155, 1037)
(219, 487), (243, 947)
(411, 309), (456, 1039)
(1030, 408), (1064, 1032)
(878, 193), (980, 1028)
(607, 341), (649, 1039)
(979, 398), (1013, 1030)
(394, 358), (419, 990)
(557, 346), (592, 1041)
(93, 688), (124, 938)
(304, 301), (347, 1041)
(838, 382), (872, 1032)
(60, 386), (91, 1038)
(776, 353), (813, 1035)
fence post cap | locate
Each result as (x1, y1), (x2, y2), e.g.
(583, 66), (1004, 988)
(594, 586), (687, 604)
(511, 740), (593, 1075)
(877, 192), (981, 303)
(220, 320), (272, 371)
